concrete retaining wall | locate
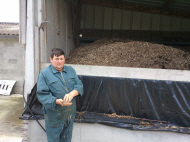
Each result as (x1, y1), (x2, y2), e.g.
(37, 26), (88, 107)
(26, 120), (190, 142)
(41, 63), (190, 82)
(0, 37), (25, 94)
(24, 64), (190, 142)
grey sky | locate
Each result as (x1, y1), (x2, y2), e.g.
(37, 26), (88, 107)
(0, 0), (19, 22)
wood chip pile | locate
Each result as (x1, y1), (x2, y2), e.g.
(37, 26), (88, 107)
(66, 38), (190, 70)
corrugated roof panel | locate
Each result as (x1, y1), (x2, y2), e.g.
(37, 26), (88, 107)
(170, 0), (190, 12)
(122, 0), (165, 7)
(122, 0), (190, 12)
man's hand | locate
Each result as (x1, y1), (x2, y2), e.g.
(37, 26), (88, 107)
(63, 94), (74, 103)
(63, 90), (79, 103)
(56, 99), (72, 106)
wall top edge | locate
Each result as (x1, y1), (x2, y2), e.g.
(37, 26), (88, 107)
(41, 63), (190, 82)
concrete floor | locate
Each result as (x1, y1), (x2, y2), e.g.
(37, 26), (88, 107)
(0, 94), (24, 142)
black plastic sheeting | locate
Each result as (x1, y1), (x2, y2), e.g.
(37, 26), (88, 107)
(20, 84), (44, 120)
(20, 75), (190, 133)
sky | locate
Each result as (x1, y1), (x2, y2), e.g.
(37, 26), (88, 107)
(0, 0), (19, 22)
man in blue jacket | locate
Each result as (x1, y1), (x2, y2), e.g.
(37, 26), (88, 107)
(37, 48), (83, 142)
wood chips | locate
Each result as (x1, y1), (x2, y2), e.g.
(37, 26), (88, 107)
(66, 38), (190, 70)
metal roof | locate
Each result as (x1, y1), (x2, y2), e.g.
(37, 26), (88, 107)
(82, 0), (190, 18)
(0, 22), (19, 36)
(122, 0), (190, 12)
(170, 0), (190, 12)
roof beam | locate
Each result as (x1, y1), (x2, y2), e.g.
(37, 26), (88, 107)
(161, 0), (175, 12)
(81, 0), (190, 18)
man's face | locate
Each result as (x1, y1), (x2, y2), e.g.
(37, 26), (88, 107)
(50, 55), (65, 72)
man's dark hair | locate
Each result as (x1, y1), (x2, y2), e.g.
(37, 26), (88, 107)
(51, 48), (65, 58)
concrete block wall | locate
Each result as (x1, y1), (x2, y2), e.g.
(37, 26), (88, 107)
(0, 37), (25, 94)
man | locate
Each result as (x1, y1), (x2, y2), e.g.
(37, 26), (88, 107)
(37, 48), (83, 142)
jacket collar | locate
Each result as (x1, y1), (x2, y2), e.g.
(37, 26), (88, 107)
(50, 64), (67, 73)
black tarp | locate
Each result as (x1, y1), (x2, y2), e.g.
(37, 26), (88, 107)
(20, 75), (190, 133)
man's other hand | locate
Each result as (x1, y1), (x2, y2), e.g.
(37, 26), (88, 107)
(56, 99), (72, 106)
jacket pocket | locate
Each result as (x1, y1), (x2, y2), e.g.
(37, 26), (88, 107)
(67, 78), (75, 90)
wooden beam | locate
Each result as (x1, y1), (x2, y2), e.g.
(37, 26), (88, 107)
(81, 0), (190, 18)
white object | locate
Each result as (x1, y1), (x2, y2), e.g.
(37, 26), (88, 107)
(0, 80), (16, 95)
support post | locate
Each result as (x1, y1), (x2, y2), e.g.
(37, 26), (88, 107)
(24, 0), (35, 96)
(35, 27), (40, 82)
(19, 0), (26, 44)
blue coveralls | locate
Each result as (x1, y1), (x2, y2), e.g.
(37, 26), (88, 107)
(37, 64), (83, 142)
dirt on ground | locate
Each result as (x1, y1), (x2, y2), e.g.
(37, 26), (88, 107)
(66, 38), (190, 70)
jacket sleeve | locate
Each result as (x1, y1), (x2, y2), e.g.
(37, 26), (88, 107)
(71, 67), (84, 96)
(36, 72), (57, 110)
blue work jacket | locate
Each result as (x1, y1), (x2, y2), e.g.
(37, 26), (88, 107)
(37, 64), (84, 126)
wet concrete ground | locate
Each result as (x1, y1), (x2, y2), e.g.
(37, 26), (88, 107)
(0, 94), (24, 142)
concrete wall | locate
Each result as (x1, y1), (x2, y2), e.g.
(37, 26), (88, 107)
(72, 123), (190, 142)
(26, 120), (190, 142)
(0, 36), (25, 94)
(41, 64), (190, 82)
(24, 64), (190, 142)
